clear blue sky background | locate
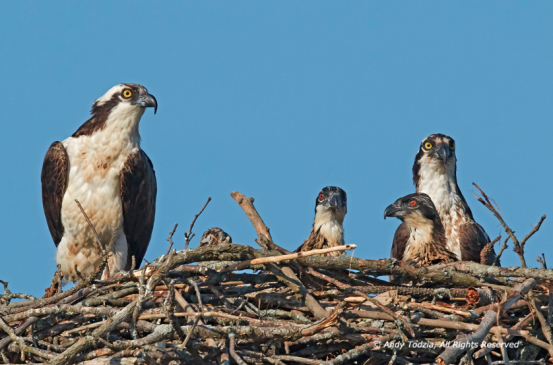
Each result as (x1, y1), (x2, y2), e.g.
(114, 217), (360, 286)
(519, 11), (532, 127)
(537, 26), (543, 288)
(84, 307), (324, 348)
(1, 2), (551, 297)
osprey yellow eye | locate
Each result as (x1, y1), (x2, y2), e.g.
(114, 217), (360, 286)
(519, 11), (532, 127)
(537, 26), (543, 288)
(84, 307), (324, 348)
(424, 142), (433, 150)
(122, 89), (132, 99)
(450, 142), (455, 150)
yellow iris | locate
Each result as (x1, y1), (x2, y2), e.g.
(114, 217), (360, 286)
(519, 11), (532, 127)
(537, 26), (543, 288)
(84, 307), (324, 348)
(450, 142), (455, 150)
(424, 142), (432, 149)
(122, 89), (132, 98)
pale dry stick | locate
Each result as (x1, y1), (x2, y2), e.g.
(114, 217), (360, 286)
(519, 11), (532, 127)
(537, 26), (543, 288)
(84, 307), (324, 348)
(174, 289), (202, 326)
(165, 223), (179, 255)
(416, 302), (474, 319)
(220, 244), (357, 272)
(75, 199), (105, 252)
(230, 190), (328, 320)
(228, 333), (248, 365)
(474, 313), (535, 359)
(305, 267), (415, 338)
(0, 316), (53, 361)
(527, 289), (553, 353)
(184, 197), (211, 249)
(230, 191), (287, 254)
(437, 310), (499, 365)
(182, 315), (201, 348)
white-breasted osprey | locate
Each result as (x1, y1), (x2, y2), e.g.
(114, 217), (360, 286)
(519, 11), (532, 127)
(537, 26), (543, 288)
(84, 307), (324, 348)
(41, 84), (158, 283)
(385, 193), (457, 267)
(295, 187), (347, 256)
(390, 134), (495, 264)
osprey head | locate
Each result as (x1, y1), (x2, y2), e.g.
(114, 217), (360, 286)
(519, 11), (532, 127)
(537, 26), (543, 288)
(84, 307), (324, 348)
(413, 133), (457, 187)
(384, 193), (440, 224)
(315, 186), (347, 223)
(92, 83), (158, 116)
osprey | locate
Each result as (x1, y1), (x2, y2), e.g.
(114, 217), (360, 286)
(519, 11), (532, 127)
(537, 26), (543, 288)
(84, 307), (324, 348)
(391, 134), (495, 264)
(295, 187), (347, 256)
(385, 193), (457, 267)
(41, 83), (158, 283)
(199, 228), (232, 247)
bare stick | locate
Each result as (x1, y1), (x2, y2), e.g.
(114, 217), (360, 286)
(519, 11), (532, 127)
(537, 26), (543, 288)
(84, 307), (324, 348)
(229, 333), (248, 365)
(220, 244), (357, 272)
(75, 199), (105, 252)
(493, 236), (510, 267)
(519, 215), (546, 249)
(230, 191), (289, 254)
(184, 197), (211, 249)
(165, 223), (178, 255)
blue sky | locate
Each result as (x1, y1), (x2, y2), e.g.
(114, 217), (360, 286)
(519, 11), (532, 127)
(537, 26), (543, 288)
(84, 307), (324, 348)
(1, 2), (551, 296)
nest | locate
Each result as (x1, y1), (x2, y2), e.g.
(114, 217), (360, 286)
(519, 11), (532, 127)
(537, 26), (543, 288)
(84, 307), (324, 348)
(0, 188), (550, 365)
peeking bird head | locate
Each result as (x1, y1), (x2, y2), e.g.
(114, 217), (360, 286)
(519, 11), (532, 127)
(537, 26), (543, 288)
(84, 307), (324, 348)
(384, 193), (440, 225)
(199, 228), (232, 247)
(314, 186), (347, 224)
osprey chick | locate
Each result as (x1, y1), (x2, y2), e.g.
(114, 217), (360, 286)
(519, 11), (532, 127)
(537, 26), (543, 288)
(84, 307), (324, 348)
(199, 228), (232, 247)
(295, 187), (347, 256)
(391, 134), (495, 264)
(41, 84), (158, 283)
(385, 193), (457, 267)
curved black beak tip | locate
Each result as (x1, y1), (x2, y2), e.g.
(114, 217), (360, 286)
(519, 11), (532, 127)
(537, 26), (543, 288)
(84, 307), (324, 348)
(138, 93), (157, 114)
(150, 94), (158, 114)
(436, 145), (450, 162)
(384, 204), (398, 220)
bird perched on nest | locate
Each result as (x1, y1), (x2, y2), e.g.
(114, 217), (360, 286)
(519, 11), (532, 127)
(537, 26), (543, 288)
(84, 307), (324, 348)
(199, 228), (232, 247)
(385, 193), (458, 267)
(295, 187), (347, 256)
(41, 84), (158, 284)
(391, 134), (496, 265)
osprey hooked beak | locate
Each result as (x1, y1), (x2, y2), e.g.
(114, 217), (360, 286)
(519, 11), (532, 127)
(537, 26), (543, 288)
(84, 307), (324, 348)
(133, 92), (158, 114)
(325, 193), (345, 211)
(384, 203), (405, 219)
(434, 145), (450, 163)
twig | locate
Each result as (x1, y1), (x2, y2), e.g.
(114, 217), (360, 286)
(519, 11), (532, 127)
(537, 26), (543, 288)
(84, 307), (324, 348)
(184, 197), (211, 249)
(472, 183), (546, 268)
(220, 244), (357, 272)
(493, 236), (510, 267)
(165, 223), (178, 255)
(230, 191), (289, 254)
(228, 333), (248, 365)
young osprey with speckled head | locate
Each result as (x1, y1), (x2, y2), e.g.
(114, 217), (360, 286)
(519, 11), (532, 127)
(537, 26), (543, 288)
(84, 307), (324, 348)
(385, 193), (457, 267)
(295, 187), (347, 256)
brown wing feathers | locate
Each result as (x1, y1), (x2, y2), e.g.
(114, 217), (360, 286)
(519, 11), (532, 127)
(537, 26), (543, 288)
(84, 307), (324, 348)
(120, 150), (157, 270)
(41, 142), (69, 246)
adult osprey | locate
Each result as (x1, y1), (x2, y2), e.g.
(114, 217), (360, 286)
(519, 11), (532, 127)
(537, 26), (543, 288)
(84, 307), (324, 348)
(385, 193), (457, 267)
(295, 187), (347, 256)
(391, 134), (495, 264)
(41, 83), (158, 283)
